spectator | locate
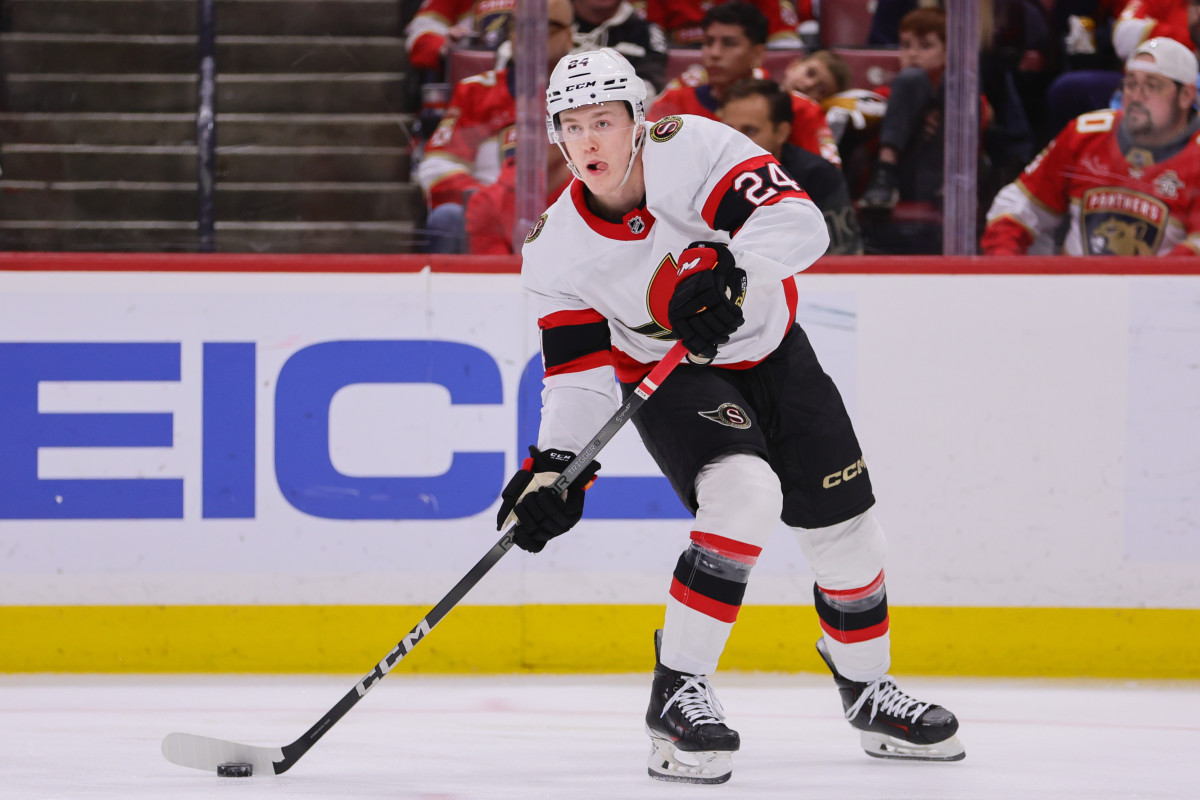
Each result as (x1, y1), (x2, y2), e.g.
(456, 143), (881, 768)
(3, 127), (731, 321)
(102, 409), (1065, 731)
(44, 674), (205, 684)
(781, 51), (889, 182)
(465, 149), (574, 255)
(781, 50), (852, 104)
(782, 50), (888, 150)
(983, 37), (1200, 255)
(644, 0), (805, 48)
(404, 0), (516, 75)
(1044, 1), (1200, 144)
(572, 0), (671, 95)
(718, 78), (864, 254)
(1044, 1), (1126, 141)
(648, 1), (840, 165)
(979, 0), (1046, 190)
(1113, 0), (1195, 58)
(858, 7), (991, 210)
(416, 0), (575, 253)
(867, 0), (921, 45)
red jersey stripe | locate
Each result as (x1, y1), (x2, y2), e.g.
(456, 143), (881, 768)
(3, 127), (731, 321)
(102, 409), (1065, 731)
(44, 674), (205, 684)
(538, 308), (606, 329)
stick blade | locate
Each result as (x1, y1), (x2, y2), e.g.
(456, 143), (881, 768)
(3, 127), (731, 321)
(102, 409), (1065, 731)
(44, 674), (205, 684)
(162, 732), (285, 775)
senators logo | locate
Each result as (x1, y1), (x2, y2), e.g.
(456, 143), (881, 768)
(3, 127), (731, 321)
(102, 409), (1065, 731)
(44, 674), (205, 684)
(1081, 188), (1167, 256)
(524, 213), (547, 244)
(621, 252), (681, 340)
(699, 403), (752, 429)
(649, 116), (684, 143)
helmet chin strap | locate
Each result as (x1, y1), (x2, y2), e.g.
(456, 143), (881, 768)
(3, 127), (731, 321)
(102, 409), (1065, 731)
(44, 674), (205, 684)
(556, 142), (583, 181)
(616, 124), (646, 189)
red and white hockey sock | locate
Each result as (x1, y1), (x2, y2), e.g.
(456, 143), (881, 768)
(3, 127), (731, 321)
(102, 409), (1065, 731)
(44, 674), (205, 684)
(814, 570), (891, 682)
(789, 509), (891, 682)
(660, 453), (780, 676)
(662, 531), (762, 675)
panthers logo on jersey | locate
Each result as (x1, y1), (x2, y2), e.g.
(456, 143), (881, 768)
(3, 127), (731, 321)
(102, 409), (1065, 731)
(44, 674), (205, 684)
(1081, 188), (1167, 255)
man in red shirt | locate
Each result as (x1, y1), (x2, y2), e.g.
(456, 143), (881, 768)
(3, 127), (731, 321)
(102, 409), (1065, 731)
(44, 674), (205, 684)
(465, 148), (573, 254)
(983, 37), (1200, 255)
(647, 1), (840, 165)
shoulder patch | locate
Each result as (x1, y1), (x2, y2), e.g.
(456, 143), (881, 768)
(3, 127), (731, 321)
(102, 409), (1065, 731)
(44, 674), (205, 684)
(1075, 110), (1115, 134)
(649, 116), (684, 143)
(524, 213), (548, 244)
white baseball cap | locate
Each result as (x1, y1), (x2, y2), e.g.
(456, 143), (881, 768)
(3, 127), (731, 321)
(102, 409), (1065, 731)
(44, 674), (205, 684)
(1125, 37), (1199, 86)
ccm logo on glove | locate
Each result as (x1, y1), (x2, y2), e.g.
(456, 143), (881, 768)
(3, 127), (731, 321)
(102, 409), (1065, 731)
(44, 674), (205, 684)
(496, 446), (600, 553)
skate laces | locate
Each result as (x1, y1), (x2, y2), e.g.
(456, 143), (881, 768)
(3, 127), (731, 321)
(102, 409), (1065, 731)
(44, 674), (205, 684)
(845, 675), (931, 725)
(661, 675), (726, 726)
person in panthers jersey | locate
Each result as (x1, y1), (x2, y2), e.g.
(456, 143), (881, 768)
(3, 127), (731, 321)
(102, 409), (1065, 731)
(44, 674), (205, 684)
(983, 37), (1200, 256)
(496, 47), (965, 785)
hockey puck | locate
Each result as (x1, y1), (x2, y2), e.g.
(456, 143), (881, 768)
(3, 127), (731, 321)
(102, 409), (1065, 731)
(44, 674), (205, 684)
(217, 762), (253, 778)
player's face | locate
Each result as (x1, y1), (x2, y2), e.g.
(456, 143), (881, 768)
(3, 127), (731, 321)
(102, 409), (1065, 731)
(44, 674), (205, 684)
(559, 101), (644, 208)
(1121, 67), (1196, 145)
(701, 22), (764, 92)
(785, 57), (837, 102)
(898, 30), (946, 72)
(719, 95), (789, 158)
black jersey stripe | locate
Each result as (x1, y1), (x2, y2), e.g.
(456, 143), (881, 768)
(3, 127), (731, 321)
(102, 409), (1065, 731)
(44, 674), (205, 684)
(541, 319), (612, 372)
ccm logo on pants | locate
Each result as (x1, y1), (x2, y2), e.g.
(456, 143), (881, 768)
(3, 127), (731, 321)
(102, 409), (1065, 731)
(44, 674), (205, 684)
(823, 458), (866, 489)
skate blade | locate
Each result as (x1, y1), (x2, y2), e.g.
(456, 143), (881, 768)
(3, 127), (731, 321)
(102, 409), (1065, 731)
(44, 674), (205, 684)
(860, 731), (966, 762)
(646, 736), (733, 784)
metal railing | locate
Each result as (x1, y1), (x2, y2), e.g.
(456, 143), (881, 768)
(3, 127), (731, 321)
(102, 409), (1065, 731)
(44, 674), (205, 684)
(196, 0), (217, 252)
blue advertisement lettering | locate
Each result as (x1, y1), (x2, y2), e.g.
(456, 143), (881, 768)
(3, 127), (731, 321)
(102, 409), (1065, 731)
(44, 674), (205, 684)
(0, 342), (182, 519)
(275, 340), (504, 519)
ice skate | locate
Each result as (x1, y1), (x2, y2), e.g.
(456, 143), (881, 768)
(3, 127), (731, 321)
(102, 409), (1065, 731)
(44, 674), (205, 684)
(645, 630), (740, 784)
(816, 637), (965, 761)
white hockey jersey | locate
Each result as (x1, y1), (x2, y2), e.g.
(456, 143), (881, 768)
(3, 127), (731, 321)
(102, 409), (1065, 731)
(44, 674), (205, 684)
(520, 113), (828, 453)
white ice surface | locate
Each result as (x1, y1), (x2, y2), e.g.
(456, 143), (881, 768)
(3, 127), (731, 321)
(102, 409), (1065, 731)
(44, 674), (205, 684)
(3, 672), (1198, 799)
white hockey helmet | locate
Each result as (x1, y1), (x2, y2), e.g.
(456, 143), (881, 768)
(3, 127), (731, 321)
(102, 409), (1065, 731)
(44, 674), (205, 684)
(545, 47), (648, 185)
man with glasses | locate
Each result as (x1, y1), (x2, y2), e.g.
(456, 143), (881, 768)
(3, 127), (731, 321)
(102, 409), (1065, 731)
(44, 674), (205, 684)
(983, 37), (1200, 255)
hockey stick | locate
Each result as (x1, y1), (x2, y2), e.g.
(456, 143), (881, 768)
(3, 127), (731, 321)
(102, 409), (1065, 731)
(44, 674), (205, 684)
(161, 340), (690, 776)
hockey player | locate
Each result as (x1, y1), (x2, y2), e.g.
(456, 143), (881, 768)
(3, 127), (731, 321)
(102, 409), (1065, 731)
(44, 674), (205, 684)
(983, 36), (1200, 256)
(497, 47), (964, 785)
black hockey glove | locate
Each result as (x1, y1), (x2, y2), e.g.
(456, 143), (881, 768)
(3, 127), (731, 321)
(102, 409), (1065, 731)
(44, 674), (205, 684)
(496, 446), (601, 554)
(668, 241), (747, 363)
